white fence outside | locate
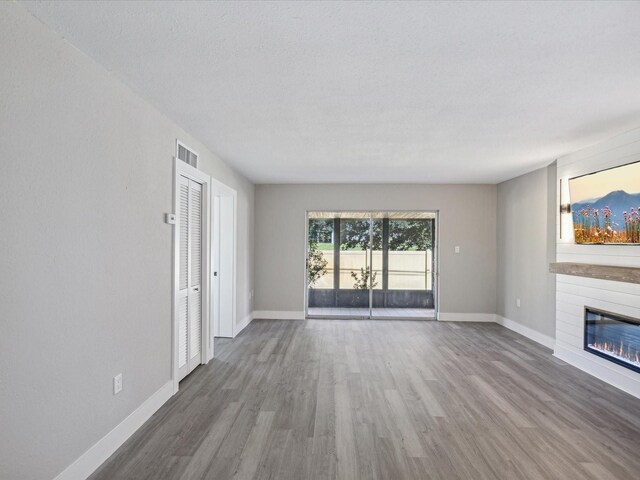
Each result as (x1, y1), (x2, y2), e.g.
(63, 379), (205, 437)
(313, 250), (432, 290)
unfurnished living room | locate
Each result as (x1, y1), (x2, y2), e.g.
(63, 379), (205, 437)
(2, 1), (640, 479)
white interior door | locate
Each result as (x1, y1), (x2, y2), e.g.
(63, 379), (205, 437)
(210, 184), (237, 340)
(178, 174), (203, 381)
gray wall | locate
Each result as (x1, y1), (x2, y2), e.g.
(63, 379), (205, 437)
(255, 184), (497, 315)
(496, 163), (556, 338)
(0, 4), (253, 479)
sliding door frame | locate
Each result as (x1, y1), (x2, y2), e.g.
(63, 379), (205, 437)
(304, 210), (439, 320)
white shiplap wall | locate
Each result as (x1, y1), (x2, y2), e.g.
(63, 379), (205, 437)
(556, 127), (640, 399)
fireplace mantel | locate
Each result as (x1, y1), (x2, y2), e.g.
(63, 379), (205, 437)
(550, 262), (640, 284)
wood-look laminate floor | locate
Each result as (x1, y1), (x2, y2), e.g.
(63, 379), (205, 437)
(90, 319), (640, 480)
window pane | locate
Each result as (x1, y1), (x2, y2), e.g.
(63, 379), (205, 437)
(308, 219), (333, 289)
(387, 219), (432, 290)
(340, 218), (370, 290)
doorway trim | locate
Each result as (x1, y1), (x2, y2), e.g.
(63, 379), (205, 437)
(172, 158), (211, 394)
(304, 210), (439, 320)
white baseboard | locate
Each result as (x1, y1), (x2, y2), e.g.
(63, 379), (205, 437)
(438, 312), (496, 322)
(234, 312), (254, 337)
(53, 381), (174, 480)
(252, 310), (305, 320)
(554, 344), (640, 399)
(494, 315), (556, 350)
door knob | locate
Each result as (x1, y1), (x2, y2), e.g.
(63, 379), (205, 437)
(194, 287), (199, 292)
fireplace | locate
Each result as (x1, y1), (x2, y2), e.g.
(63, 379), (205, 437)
(584, 307), (640, 374)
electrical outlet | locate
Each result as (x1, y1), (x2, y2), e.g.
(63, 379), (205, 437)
(516, 298), (521, 308)
(454, 246), (460, 254)
(113, 373), (123, 395)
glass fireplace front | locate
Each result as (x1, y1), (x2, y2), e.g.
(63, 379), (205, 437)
(584, 307), (640, 374)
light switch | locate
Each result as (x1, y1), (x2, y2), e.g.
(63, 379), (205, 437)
(454, 246), (460, 254)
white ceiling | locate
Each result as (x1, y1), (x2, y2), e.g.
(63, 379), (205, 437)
(22, 1), (640, 184)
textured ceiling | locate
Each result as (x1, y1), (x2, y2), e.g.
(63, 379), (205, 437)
(22, 1), (640, 184)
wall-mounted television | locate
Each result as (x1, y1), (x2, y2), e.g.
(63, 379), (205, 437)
(569, 160), (640, 244)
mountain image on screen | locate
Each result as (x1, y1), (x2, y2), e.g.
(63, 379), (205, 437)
(571, 190), (640, 244)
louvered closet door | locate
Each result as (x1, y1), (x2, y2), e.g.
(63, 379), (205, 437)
(188, 180), (203, 372)
(177, 175), (203, 381)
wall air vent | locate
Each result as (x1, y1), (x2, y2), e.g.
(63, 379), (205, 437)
(177, 140), (198, 168)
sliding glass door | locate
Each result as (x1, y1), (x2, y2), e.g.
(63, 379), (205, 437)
(306, 211), (437, 319)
